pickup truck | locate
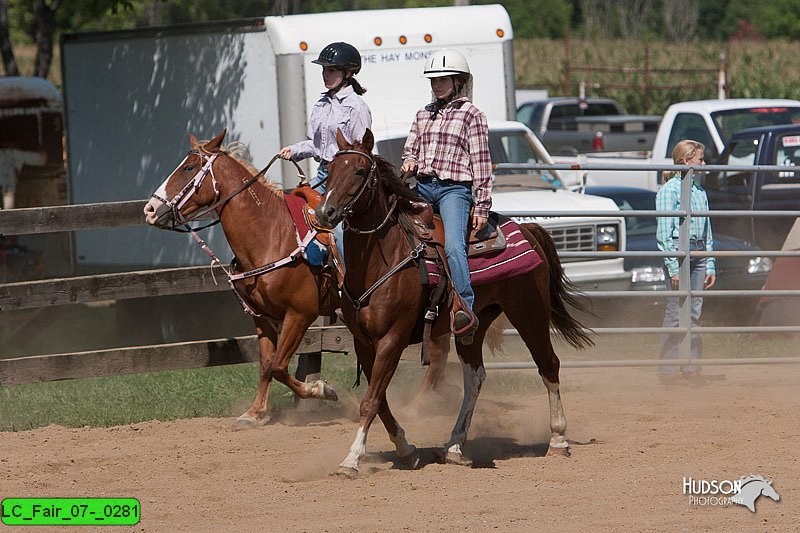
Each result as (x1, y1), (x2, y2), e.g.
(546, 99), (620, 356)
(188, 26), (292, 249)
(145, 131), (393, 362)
(558, 99), (800, 191)
(699, 123), (800, 251)
(373, 120), (630, 292)
(516, 97), (661, 155)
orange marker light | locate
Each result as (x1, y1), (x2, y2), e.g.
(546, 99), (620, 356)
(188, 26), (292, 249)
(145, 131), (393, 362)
(399, 35), (407, 45)
(496, 29), (505, 38)
(299, 41), (308, 51)
(424, 34), (432, 43)
(374, 36), (383, 46)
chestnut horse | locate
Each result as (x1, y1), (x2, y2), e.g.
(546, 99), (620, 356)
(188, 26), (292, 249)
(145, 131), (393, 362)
(143, 132), (341, 427)
(316, 129), (592, 475)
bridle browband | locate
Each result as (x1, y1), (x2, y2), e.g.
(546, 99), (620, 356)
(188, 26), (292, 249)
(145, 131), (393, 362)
(330, 148), (397, 234)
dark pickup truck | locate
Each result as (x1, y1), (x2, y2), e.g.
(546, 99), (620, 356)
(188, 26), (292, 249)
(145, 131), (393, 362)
(516, 97), (661, 155)
(699, 123), (800, 251)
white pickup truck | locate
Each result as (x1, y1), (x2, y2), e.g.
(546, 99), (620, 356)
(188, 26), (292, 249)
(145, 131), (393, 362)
(556, 99), (800, 190)
(374, 120), (630, 291)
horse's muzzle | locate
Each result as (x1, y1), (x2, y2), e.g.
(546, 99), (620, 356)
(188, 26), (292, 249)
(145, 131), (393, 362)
(316, 202), (341, 230)
(143, 198), (172, 228)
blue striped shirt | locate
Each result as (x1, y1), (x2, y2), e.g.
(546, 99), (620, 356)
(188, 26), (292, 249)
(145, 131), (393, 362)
(288, 85), (372, 163)
(655, 174), (715, 277)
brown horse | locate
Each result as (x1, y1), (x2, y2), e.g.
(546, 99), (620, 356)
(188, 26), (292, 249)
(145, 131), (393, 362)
(143, 132), (340, 426)
(316, 129), (593, 475)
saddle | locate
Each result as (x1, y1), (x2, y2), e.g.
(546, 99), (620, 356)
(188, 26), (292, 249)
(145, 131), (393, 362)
(290, 185), (332, 247)
(401, 201), (508, 259)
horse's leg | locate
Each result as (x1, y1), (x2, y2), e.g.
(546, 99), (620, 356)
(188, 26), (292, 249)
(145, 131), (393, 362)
(441, 306), (502, 466)
(502, 284), (570, 457)
(266, 310), (339, 401)
(406, 333), (460, 412)
(339, 337), (416, 475)
(235, 317), (279, 427)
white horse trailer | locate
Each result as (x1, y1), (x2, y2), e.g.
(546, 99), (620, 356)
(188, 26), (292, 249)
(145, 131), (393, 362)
(60, 5), (514, 271)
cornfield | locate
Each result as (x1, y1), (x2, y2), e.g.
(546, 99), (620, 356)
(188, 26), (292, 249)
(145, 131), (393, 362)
(515, 38), (800, 115)
(7, 39), (800, 116)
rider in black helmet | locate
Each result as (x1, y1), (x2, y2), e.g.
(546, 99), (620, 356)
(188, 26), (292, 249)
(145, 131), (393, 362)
(278, 42), (372, 282)
(279, 42), (371, 192)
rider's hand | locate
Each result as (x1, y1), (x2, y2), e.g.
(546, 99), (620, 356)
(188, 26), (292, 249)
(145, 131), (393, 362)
(400, 159), (417, 174)
(472, 215), (488, 232)
(278, 147), (293, 160)
(705, 273), (716, 289)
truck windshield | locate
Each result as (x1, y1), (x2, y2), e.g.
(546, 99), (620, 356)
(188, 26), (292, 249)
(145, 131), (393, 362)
(712, 107), (800, 142)
(490, 130), (563, 191)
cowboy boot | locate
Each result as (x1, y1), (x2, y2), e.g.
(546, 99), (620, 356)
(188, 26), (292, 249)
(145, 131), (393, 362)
(450, 295), (479, 345)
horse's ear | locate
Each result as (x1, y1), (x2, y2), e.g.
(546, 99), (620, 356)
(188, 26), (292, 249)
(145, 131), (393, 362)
(335, 128), (352, 151)
(360, 128), (374, 154)
(203, 130), (227, 153)
(189, 133), (199, 149)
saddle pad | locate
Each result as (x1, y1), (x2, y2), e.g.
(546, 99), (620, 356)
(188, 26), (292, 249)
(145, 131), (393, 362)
(425, 217), (542, 287)
(284, 194), (327, 267)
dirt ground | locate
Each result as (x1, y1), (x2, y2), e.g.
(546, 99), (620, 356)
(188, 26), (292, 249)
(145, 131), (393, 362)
(1, 362), (797, 532)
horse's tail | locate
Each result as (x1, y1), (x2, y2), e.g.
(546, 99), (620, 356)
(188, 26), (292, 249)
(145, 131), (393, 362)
(522, 223), (594, 349)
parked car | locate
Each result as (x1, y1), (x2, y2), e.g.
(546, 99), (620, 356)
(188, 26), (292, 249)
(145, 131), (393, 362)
(585, 186), (772, 325)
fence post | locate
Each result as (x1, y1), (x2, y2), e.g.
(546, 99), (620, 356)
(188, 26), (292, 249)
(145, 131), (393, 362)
(643, 45), (650, 114)
(563, 34), (571, 95)
(718, 50), (727, 100)
(678, 170), (694, 369)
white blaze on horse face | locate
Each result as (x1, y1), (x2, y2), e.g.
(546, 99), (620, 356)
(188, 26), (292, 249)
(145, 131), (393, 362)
(155, 155), (190, 202)
(143, 156), (189, 224)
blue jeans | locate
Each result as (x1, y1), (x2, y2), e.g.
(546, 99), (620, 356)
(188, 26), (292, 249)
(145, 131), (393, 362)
(415, 176), (474, 310)
(660, 241), (707, 375)
(311, 163), (344, 265)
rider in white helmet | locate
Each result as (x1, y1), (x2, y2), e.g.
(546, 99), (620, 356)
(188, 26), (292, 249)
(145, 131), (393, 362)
(400, 49), (492, 343)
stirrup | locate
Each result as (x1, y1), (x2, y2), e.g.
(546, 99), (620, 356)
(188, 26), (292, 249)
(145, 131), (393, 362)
(451, 309), (479, 345)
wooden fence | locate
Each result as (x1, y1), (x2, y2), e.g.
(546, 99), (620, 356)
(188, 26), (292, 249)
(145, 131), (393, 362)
(0, 200), (352, 386)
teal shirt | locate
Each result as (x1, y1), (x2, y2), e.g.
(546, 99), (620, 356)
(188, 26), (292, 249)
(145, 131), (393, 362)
(655, 175), (716, 278)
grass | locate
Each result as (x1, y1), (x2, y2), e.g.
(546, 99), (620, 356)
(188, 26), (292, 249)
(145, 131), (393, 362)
(2, 331), (796, 432)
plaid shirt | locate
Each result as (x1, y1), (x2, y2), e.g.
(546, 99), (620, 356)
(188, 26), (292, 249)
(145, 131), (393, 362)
(656, 174), (716, 277)
(402, 97), (492, 218)
(288, 85), (372, 163)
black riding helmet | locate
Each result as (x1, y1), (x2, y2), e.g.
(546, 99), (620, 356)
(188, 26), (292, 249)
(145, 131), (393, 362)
(312, 42), (362, 74)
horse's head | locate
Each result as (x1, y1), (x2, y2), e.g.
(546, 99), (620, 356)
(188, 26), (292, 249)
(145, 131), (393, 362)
(316, 128), (377, 229)
(143, 130), (227, 229)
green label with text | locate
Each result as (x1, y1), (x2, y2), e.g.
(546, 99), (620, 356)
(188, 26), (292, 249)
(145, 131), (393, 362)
(1, 498), (140, 526)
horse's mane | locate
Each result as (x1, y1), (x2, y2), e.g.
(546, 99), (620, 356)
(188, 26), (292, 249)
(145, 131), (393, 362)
(740, 475), (767, 485)
(200, 139), (282, 195)
(374, 154), (426, 206)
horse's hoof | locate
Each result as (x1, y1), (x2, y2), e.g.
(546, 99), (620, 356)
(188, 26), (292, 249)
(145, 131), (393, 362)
(233, 415), (269, 430)
(312, 380), (339, 401)
(397, 447), (420, 470)
(546, 446), (571, 457)
(444, 451), (472, 467)
(335, 466), (359, 478)
(322, 381), (339, 401)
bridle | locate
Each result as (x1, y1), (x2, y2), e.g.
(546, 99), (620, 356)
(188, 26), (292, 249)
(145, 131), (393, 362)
(152, 151), (298, 232)
(330, 149), (396, 234)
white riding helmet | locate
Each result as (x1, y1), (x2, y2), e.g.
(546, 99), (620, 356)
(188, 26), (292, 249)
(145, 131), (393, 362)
(422, 49), (470, 78)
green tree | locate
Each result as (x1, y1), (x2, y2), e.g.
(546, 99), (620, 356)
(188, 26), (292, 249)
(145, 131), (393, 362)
(1, 0), (134, 78)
